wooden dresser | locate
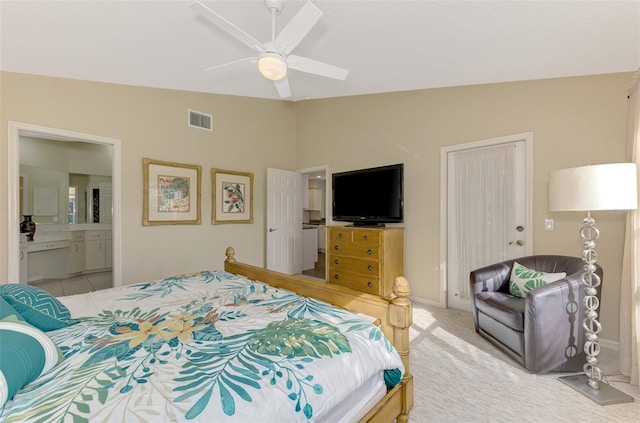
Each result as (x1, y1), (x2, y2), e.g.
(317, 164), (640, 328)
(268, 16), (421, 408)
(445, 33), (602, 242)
(326, 226), (404, 299)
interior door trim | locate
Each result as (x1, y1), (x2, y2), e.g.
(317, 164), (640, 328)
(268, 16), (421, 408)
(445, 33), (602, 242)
(439, 132), (533, 307)
(7, 121), (122, 286)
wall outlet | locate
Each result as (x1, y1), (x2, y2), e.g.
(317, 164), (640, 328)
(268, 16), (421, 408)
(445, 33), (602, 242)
(544, 219), (554, 231)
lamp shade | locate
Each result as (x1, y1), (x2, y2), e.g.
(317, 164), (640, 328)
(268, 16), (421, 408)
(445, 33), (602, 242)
(549, 163), (638, 212)
(258, 53), (287, 81)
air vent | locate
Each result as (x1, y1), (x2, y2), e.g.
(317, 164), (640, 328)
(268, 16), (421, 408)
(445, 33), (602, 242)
(188, 109), (213, 131)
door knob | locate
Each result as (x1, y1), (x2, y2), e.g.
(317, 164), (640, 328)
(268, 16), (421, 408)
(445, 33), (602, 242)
(268, 228), (277, 232)
(509, 240), (524, 246)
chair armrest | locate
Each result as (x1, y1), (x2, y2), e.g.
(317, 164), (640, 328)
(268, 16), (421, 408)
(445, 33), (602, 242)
(469, 261), (514, 332)
(469, 261), (513, 296)
(524, 268), (601, 373)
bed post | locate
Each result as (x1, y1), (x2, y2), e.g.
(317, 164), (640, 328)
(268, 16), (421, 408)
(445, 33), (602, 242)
(390, 276), (413, 423)
(224, 246), (236, 271)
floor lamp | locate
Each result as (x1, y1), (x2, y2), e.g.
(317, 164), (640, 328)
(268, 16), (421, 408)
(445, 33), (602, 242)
(548, 163), (637, 406)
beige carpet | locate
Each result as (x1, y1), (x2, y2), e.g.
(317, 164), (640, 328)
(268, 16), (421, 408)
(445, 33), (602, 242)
(408, 303), (640, 422)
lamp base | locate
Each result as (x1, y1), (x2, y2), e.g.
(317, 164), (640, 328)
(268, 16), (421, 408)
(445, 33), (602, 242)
(558, 374), (635, 406)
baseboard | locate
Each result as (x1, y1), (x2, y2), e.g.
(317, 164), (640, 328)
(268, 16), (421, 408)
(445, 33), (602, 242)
(408, 295), (442, 307)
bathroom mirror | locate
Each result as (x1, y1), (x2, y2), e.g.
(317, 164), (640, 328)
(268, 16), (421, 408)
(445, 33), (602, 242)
(19, 136), (112, 224)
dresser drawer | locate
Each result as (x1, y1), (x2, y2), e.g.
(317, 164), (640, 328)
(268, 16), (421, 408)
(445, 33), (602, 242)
(328, 270), (380, 294)
(328, 255), (380, 276)
(329, 228), (381, 245)
(329, 228), (354, 243)
(352, 229), (381, 245)
(329, 243), (380, 259)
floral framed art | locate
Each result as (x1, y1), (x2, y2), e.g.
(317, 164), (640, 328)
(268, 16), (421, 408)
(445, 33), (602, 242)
(143, 158), (202, 226)
(212, 169), (254, 224)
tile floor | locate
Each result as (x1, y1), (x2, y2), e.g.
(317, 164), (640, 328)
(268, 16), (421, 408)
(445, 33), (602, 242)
(301, 251), (326, 280)
(30, 271), (113, 297)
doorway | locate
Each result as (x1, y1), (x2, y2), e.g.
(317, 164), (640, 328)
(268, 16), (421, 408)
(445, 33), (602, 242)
(440, 133), (532, 311)
(7, 122), (122, 287)
(265, 165), (329, 279)
(299, 165), (329, 281)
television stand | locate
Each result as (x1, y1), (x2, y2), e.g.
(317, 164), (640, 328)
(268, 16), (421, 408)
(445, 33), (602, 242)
(327, 226), (404, 299)
(347, 222), (386, 228)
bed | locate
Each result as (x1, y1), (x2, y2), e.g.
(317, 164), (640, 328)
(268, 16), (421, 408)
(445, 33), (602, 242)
(0, 247), (413, 422)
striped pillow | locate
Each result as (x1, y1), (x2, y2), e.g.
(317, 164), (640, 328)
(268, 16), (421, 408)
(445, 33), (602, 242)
(0, 285), (77, 331)
(0, 315), (63, 406)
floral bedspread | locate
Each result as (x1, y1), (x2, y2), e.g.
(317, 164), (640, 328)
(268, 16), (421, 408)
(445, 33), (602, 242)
(0, 270), (402, 422)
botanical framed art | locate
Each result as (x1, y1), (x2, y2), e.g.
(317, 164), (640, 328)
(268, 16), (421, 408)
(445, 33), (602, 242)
(212, 169), (254, 224)
(143, 158), (202, 225)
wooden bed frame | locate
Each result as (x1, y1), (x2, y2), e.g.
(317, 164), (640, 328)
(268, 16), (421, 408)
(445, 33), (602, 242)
(224, 247), (413, 422)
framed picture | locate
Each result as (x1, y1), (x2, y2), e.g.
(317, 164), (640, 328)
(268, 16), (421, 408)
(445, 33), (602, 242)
(143, 158), (201, 226)
(212, 169), (254, 224)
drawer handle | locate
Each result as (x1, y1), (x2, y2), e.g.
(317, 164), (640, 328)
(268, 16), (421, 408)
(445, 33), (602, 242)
(367, 249), (373, 255)
(367, 265), (373, 271)
(333, 274), (339, 280)
(364, 235), (368, 240)
(338, 233), (343, 238)
(367, 282), (373, 288)
(334, 259), (339, 265)
(334, 245), (339, 251)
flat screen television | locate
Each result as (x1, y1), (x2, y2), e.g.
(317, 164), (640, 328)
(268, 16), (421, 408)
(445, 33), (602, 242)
(332, 163), (404, 227)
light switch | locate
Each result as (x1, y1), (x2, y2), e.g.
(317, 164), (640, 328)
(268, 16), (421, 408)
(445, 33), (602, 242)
(544, 219), (554, 231)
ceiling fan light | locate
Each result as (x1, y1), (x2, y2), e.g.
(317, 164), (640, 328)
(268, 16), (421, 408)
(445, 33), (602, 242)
(258, 53), (287, 81)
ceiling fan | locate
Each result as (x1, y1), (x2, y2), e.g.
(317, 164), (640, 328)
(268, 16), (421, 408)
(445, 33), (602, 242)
(191, 0), (349, 99)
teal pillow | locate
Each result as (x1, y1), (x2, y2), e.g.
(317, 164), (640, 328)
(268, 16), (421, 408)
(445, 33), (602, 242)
(509, 262), (566, 298)
(0, 284), (77, 331)
(0, 315), (63, 406)
(0, 297), (24, 321)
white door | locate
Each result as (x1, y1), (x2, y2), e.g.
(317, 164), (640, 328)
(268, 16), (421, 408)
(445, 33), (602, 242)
(266, 168), (302, 274)
(443, 133), (532, 311)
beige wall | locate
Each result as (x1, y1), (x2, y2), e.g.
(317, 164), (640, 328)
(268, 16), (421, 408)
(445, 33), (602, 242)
(295, 72), (633, 342)
(1, 72), (297, 284)
(0, 71), (634, 342)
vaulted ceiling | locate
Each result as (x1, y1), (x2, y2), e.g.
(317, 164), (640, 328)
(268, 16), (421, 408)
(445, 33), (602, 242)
(1, 0), (638, 101)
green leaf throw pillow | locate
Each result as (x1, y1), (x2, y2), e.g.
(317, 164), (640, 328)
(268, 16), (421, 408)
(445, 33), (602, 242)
(0, 284), (77, 331)
(509, 262), (566, 298)
(0, 315), (63, 406)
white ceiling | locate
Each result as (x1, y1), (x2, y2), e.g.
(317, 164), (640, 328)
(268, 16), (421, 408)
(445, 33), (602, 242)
(1, 0), (639, 101)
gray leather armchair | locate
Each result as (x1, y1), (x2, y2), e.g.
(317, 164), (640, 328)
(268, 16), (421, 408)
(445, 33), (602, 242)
(469, 255), (603, 374)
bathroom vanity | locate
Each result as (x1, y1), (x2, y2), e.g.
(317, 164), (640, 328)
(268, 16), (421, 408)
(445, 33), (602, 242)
(20, 224), (112, 283)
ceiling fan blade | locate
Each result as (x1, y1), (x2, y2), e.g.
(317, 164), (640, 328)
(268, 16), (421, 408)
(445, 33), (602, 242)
(274, 77), (292, 98)
(191, 1), (265, 53)
(287, 55), (349, 80)
(274, 1), (323, 55)
(205, 57), (258, 72)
